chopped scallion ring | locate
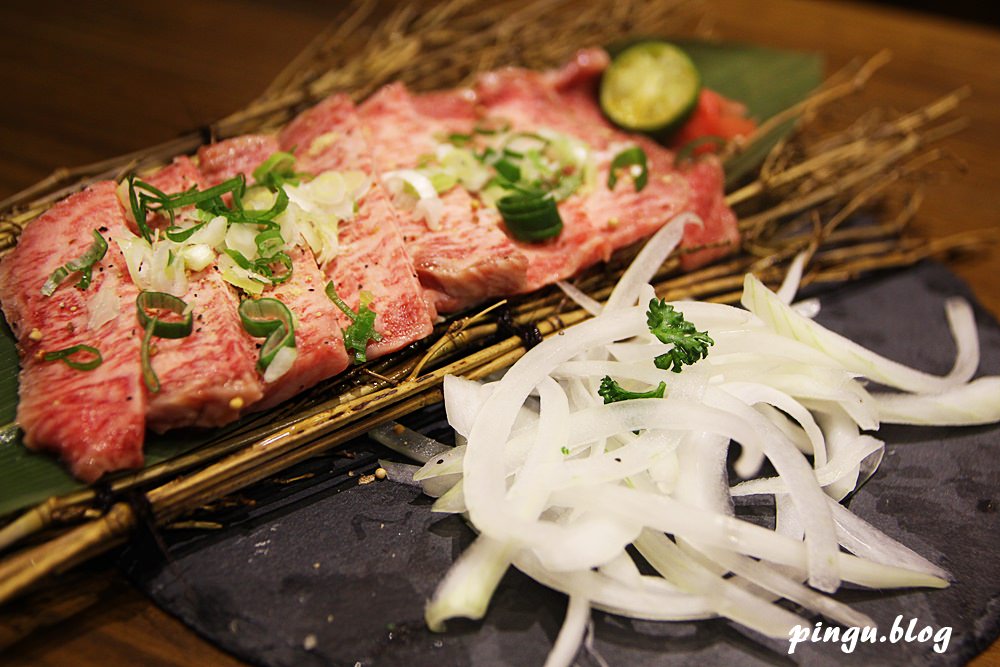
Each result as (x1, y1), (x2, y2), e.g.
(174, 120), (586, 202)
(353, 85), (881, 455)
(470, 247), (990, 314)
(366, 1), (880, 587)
(493, 159), (522, 183)
(41, 344), (103, 371)
(253, 251), (293, 285)
(164, 221), (208, 242)
(325, 283), (383, 365)
(473, 121), (511, 136)
(136, 291), (194, 339)
(136, 291), (194, 393)
(446, 133), (472, 147)
(252, 151), (300, 191)
(255, 228), (285, 258)
(238, 297), (296, 371)
(607, 146), (649, 192)
(497, 192), (563, 242)
(41, 229), (109, 296)
(127, 174), (248, 240)
(140, 320), (159, 392)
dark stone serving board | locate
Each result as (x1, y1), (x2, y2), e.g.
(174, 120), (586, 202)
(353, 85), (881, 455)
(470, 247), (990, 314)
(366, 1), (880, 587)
(124, 262), (1000, 666)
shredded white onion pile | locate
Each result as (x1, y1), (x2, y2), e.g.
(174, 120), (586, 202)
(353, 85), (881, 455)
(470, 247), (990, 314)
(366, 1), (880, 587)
(372, 216), (1000, 667)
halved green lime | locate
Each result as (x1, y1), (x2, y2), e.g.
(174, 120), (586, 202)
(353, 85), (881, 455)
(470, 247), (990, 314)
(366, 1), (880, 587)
(600, 41), (701, 137)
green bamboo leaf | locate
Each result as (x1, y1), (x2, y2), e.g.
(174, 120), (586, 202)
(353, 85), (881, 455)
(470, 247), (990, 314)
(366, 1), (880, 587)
(672, 39), (824, 187)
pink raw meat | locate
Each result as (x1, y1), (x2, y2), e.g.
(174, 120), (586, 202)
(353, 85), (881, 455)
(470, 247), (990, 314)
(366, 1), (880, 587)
(139, 158), (264, 431)
(474, 49), (739, 285)
(279, 93), (436, 356)
(359, 84), (530, 312)
(198, 134), (280, 187)
(0, 181), (146, 481)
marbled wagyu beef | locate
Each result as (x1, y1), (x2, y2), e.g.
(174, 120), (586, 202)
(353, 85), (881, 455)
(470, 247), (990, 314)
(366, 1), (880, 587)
(0, 49), (741, 480)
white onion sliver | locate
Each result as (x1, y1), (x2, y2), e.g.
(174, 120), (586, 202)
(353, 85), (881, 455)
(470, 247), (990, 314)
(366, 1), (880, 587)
(556, 280), (603, 316)
(415, 253), (994, 666)
(87, 272), (120, 331)
(603, 213), (696, 311)
(776, 250), (809, 305)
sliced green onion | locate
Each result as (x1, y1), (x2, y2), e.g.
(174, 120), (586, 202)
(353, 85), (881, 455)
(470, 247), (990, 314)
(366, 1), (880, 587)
(607, 146), (649, 192)
(252, 151), (300, 190)
(238, 297), (296, 371)
(255, 228), (285, 258)
(128, 174), (155, 243)
(238, 186), (289, 222)
(550, 170), (583, 202)
(140, 320), (159, 392)
(136, 291), (194, 392)
(429, 171), (458, 193)
(167, 176), (245, 210)
(224, 248), (254, 271)
(136, 291), (194, 339)
(473, 121), (511, 136)
(446, 133), (472, 147)
(164, 221), (208, 242)
(501, 131), (548, 152)
(128, 174), (247, 240)
(497, 192), (563, 242)
(325, 282), (383, 364)
(253, 251), (293, 285)
(226, 239), (292, 286)
(493, 159), (522, 183)
(41, 344), (103, 371)
(41, 229), (109, 296)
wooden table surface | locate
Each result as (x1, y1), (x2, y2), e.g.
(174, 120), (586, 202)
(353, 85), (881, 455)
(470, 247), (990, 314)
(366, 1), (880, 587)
(0, 0), (997, 664)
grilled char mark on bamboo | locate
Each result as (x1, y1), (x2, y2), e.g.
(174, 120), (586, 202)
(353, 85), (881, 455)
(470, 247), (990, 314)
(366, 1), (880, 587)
(0, 181), (145, 482)
(137, 158), (264, 431)
(278, 93), (437, 357)
(358, 84), (531, 313)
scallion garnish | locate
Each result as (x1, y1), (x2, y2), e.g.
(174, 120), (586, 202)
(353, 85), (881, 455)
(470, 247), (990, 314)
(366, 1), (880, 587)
(136, 291), (194, 392)
(496, 191), (563, 242)
(607, 146), (648, 192)
(324, 282), (382, 364)
(164, 221), (208, 242)
(472, 121), (511, 136)
(493, 158), (522, 183)
(252, 151), (300, 191)
(224, 248), (255, 271)
(255, 228), (285, 259)
(41, 344), (103, 371)
(223, 239), (293, 286)
(128, 175), (247, 242)
(41, 229), (109, 296)
(238, 298), (296, 371)
(253, 251), (293, 285)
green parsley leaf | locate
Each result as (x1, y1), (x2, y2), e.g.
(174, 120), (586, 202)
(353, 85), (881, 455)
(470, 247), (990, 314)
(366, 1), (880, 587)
(597, 375), (667, 403)
(646, 299), (714, 372)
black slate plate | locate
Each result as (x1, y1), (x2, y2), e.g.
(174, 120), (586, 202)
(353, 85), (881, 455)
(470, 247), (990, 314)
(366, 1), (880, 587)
(124, 262), (1000, 666)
